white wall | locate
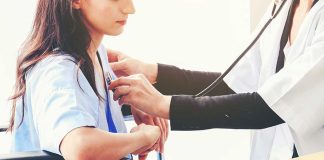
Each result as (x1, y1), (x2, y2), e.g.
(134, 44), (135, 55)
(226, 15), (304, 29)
(0, 1), (37, 153)
(0, 0), (254, 159)
(250, 0), (273, 31)
(0, 1), (37, 127)
(104, 0), (251, 72)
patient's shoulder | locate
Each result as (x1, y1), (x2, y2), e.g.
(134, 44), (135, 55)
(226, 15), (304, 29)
(26, 53), (80, 89)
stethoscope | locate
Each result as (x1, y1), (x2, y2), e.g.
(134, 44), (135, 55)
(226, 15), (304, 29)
(195, 0), (288, 97)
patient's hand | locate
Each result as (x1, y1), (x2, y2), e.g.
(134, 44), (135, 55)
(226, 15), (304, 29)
(130, 124), (160, 156)
(131, 107), (169, 154)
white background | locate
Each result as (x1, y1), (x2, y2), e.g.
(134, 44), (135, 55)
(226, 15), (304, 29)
(0, 0), (270, 159)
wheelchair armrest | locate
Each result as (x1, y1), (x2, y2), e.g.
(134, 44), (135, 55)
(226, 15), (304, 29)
(0, 125), (63, 159)
(0, 123), (8, 132)
(0, 151), (64, 160)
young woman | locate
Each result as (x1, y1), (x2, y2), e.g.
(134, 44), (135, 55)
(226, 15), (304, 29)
(9, 0), (161, 159)
(108, 0), (324, 159)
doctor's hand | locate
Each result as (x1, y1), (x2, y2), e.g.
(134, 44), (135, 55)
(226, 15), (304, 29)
(107, 49), (158, 84)
(131, 107), (169, 154)
(109, 74), (172, 119)
(130, 124), (161, 157)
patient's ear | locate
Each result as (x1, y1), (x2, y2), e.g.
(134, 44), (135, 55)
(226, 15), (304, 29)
(72, 0), (82, 9)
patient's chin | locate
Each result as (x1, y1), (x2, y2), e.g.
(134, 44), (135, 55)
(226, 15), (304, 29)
(106, 28), (124, 36)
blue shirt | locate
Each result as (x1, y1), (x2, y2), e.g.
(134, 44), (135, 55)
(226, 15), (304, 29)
(11, 45), (127, 155)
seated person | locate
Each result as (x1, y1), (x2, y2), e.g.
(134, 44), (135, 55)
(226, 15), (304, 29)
(9, 0), (164, 159)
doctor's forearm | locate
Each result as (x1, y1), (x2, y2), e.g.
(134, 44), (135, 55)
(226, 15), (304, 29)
(154, 63), (234, 95)
(169, 92), (284, 131)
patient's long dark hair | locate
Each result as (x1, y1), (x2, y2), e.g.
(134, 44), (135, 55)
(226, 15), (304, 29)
(8, 0), (101, 131)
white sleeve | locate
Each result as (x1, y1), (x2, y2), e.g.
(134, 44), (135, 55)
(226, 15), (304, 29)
(258, 12), (324, 154)
(30, 56), (98, 155)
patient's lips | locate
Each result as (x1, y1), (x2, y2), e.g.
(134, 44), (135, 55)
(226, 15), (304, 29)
(116, 20), (127, 26)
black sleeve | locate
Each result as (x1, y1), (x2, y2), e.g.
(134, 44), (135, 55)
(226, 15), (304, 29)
(169, 92), (284, 131)
(153, 63), (234, 96)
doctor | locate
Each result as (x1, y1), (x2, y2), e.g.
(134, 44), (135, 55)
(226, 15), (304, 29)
(108, 0), (324, 159)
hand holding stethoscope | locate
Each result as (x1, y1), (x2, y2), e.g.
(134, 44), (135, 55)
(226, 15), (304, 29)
(107, 50), (168, 160)
(109, 73), (171, 119)
(108, 50), (171, 119)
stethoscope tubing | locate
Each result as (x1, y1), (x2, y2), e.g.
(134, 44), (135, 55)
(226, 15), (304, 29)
(195, 0), (288, 97)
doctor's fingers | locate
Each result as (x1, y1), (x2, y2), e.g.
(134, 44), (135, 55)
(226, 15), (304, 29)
(109, 57), (139, 75)
(113, 85), (146, 107)
(131, 107), (144, 125)
(118, 93), (136, 107)
(159, 118), (169, 153)
(153, 118), (162, 152)
(161, 118), (169, 145)
(158, 118), (167, 143)
(110, 61), (141, 78)
(113, 85), (130, 101)
(153, 118), (166, 153)
(107, 49), (123, 62)
(164, 119), (169, 139)
(131, 107), (155, 125)
(109, 60), (128, 74)
(109, 75), (144, 91)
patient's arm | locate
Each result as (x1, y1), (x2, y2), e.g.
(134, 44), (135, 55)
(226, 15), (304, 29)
(60, 125), (160, 160)
(131, 107), (169, 154)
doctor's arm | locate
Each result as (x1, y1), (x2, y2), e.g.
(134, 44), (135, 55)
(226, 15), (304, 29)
(108, 50), (234, 96)
(169, 92), (284, 130)
(109, 75), (284, 131)
(154, 64), (234, 96)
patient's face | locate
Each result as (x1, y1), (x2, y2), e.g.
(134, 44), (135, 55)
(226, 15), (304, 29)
(74, 0), (136, 36)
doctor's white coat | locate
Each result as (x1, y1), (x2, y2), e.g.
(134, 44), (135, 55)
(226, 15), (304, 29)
(224, 0), (324, 159)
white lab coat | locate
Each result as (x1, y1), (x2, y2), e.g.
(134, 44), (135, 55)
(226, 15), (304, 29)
(224, 0), (324, 159)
